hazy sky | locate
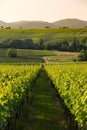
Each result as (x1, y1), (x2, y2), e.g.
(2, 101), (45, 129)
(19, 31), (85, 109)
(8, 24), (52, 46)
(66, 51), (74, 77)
(0, 0), (87, 22)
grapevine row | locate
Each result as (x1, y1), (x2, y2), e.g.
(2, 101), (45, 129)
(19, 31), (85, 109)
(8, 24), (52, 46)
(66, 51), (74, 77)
(45, 63), (87, 129)
(0, 65), (41, 129)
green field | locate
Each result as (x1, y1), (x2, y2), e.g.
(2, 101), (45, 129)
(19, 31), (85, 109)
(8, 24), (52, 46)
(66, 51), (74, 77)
(0, 28), (87, 43)
(0, 49), (79, 64)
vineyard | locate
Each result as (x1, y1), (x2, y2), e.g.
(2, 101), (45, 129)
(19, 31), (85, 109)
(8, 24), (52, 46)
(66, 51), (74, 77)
(0, 49), (79, 64)
(45, 63), (87, 129)
(0, 13), (87, 130)
(0, 65), (41, 129)
(0, 63), (87, 130)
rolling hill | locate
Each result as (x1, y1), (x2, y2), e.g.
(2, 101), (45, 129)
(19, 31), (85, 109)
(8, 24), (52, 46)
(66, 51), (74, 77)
(0, 19), (87, 28)
(8, 21), (56, 28)
(53, 18), (87, 28)
(0, 21), (7, 27)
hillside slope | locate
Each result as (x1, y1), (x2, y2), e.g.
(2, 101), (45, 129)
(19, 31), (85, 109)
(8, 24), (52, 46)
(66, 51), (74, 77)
(0, 21), (7, 27)
(0, 28), (87, 44)
(53, 19), (87, 28)
(8, 21), (56, 28)
(0, 19), (87, 28)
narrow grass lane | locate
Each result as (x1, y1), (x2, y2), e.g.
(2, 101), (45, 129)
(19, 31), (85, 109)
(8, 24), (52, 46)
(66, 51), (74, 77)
(15, 69), (71, 130)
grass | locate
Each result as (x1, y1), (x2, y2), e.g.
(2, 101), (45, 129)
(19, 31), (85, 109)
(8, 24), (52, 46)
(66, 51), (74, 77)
(14, 69), (73, 130)
(0, 28), (87, 43)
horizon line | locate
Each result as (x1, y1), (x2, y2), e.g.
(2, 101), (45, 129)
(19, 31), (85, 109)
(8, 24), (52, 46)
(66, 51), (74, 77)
(0, 18), (87, 23)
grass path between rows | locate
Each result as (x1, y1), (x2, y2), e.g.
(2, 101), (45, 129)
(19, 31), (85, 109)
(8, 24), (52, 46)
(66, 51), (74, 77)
(14, 69), (72, 130)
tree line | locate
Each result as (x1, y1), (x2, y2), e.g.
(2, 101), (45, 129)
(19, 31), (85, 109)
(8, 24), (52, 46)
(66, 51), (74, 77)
(0, 37), (87, 52)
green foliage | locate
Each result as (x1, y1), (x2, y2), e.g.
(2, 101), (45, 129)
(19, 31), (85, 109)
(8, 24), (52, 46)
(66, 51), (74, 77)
(9, 39), (24, 49)
(0, 65), (41, 129)
(78, 50), (87, 61)
(23, 39), (35, 49)
(38, 38), (44, 50)
(7, 48), (17, 57)
(45, 63), (87, 129)
(15, 69), (69, 130)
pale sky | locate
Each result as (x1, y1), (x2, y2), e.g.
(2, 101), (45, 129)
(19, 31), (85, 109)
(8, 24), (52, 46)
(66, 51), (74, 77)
(0, 0), (87, 22)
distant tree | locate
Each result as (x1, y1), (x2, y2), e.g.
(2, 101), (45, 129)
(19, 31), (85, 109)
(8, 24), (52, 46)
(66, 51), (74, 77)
(9, 39), (24, 49)
(1, 26), (4, 28)
(23, 39), (35, 49)
(0, 38), (11, 48)
(7, 48), (17, 57)
(69, 37), (80, 52)
(5, 27), (11, 29)
(50, 40), (69, 51)
(45, 43), (53, 50)
(81, 37), (87, 44)
(45, 26), (50, 28)
(38, 38), (44, 49)
(63, 26), (67, 28)
(78, 50), (87, 61)
(80, 38), (87, 50)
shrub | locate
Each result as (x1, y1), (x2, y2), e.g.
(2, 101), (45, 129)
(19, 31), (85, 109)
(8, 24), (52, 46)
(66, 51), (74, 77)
(78, 50), (87, 61)
(7, 48), (17, 57)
